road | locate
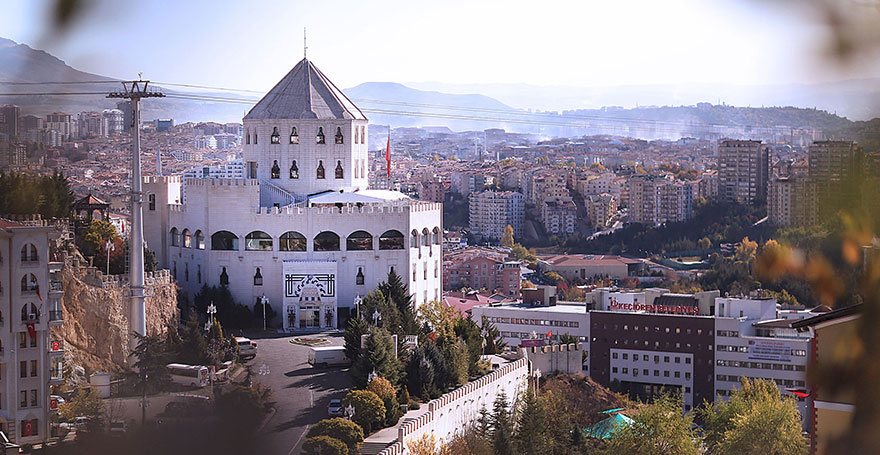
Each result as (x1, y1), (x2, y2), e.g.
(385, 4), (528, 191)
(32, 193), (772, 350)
(248, 332), (352, 455)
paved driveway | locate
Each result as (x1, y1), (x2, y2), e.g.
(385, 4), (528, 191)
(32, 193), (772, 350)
(248, 332), (352, 455)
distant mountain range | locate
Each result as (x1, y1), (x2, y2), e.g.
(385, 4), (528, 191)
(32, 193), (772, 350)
(1, 36), (874, 139)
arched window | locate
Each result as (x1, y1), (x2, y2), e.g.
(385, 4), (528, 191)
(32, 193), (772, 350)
(245, 231), (273, 251)
(422, 228), (431, 246)
(220, 266), (229, 286)
(335, 161), (344, 179)
(432, 227), (442, 245)
(271, 127), (280, 144)
(279, 231), (307, 251)
(21, 273), (37, 292)
(335, 127), (344, 144)
(354, 129), (359, 144)
(194, 230), (205, 250)
(289, 160), (299, 179)
(20, 244), (38, 262)
(246, 129), (250, 145)
(346, 230), (373, 250)
(170, 227), (179, 247)
(21, 302), (38, 322)
(313, 231), (340, 251)
(211, 231), (239, 250)
(379, 230), (404, 250)
(254, 267), (263, 286)
(290, 127), (299, 144)
(182, 229), (192, 248)
(316, 127), (325, 144)
(411, 230), (419, 248)
(360, 126), (365, 144)
(271, 160), (281, 179)
(254, 131), (258, 144)
(317, 160), (325, 179)
(356, 267), (365, 285)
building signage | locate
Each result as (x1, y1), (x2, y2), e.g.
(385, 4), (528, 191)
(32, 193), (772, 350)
(748, 339), (792, 362)
(609, 297), (699, 315)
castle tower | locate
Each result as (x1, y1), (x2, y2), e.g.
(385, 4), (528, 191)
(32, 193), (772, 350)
(242, 58), (369, 199)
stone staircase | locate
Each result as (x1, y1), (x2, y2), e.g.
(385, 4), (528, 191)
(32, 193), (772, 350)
(359, 440), (395, 455)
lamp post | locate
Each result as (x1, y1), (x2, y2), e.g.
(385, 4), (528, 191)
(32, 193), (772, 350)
(368, 369), (378, 384)
(260, 295), (269, 331)
(344, 404), (355, 421)
(353, 295), (363, 321)
(372, 310), (381, 327)
(105, 238), (114, 274)
(533, 368), (542, 394)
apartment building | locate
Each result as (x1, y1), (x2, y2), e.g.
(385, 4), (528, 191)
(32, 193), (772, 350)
(627, 175), (693, 225)
(767, 176), (818, 227)
(586, 193), (617, 230)
(809, 141), (856, 182)
(718, 139), (770, 204)
(0, 219), (64, 444)
(444, 247), (522, 297)
(541, 197), (577, 235)
(468, 190), (524, 242)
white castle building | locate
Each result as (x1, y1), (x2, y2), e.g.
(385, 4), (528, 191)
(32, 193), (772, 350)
(144, 58), (443, 330)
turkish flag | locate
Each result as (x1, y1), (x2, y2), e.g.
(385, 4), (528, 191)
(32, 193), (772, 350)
(27, 323), (36, 340)
(786, 388), (810, 398)
(23, 421), (33, 437)
(386, 133), (391, 178)
(546, 331), (552, 339)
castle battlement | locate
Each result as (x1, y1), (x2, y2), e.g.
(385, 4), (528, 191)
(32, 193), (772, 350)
(250, 202), (439, 216)
(184, 178), (260, 187)
(143, 175), (182, 184)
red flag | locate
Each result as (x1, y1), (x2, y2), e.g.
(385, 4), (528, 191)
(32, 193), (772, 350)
(546, 331), (552, 339)
(786, 388), (810, 398)
(35, 284), (42, 301)
(385, 132), (391, 178)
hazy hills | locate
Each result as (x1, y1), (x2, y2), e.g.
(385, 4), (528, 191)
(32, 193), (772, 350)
(0, 36), (871, 138)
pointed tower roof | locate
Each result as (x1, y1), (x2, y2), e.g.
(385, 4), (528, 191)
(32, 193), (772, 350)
(245, 58), (366, 120)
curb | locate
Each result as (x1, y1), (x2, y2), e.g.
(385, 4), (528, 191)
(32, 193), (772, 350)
(257, 406), (277, 433)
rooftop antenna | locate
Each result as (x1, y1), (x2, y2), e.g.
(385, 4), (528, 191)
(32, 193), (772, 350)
(304, 27), (308, 59)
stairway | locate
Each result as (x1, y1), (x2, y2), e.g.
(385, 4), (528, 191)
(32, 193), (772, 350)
(359, 440), (395, 455)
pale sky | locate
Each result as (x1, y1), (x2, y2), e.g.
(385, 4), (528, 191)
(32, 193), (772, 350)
(2, 0), (879, 92)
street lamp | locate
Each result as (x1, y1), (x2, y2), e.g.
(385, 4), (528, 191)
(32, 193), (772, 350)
(372, 310), (381, 326)
(105, 238), (114, 274)
(344, 404), (355, 421)
(368, 369), (378, 384)
(260, 295), (269, 331)
(207, 302), (217, 324)
(533, 368), (542, 393)
(353, 295), (363, 321)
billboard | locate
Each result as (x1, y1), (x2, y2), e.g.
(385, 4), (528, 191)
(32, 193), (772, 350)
(748, 339), (792, 362)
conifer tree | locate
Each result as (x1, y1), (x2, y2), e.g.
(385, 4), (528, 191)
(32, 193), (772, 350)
(490, 392), (514, 455)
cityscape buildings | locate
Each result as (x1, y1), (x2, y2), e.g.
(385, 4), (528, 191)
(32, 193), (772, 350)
(468, 190), (524, 242)
(718, 139), (770, 205)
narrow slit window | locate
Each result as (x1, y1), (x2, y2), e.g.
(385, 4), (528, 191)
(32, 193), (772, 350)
(271, 160), (280, 179)
(290, 160), (299, 179)
(335, 160), (344, 179)
(335, 127), (344, 144)
(317, 160), (325, 179)
(271, 127), (280, 144)
(316, 127), (325, 144)
(289, 127), (299, 144)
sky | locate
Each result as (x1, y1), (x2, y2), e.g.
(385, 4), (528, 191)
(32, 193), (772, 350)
(2, 0), (880, 93)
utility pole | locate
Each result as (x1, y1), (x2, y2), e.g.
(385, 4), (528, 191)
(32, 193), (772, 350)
(107, 78), (165, 359)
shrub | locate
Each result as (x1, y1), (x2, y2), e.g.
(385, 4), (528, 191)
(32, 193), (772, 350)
(343, 390), (385, 434)
(302, 436), (347, 455)
(307, 418), (364, 455)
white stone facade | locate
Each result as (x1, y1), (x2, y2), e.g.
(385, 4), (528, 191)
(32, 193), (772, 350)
(143, 59), (442, 330)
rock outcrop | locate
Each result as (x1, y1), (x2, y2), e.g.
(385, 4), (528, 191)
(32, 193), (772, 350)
(57, 256), (178, 375)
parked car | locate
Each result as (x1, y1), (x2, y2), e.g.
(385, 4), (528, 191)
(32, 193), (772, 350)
(328, 399), (343, 416)
(236, 337), (258, 359)
(60, 417), (90, 431)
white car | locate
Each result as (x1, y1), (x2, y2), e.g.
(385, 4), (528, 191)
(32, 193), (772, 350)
(236, 337), (257, 359)
(328, 399), (343, 416)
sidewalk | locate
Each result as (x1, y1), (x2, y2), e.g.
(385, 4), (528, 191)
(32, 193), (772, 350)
(362, 405), (430, 445)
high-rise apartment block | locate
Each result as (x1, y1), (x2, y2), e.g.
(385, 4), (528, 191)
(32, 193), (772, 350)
(768, 176), (818, 227)
(627, 176), (693, 226)
(468, 191), (524, 242)
(718, 139), (769, 204)
(809, 141), (856, 182)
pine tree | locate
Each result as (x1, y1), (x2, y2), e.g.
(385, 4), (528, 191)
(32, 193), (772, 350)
(514, 388), (545, 455)
(344, 316), (368, 364)
(378, 270), (417, 335)
(351, 328), (402, 388)
(490, 392), (514, 455)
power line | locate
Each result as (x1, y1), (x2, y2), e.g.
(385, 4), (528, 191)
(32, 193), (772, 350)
(0, 80), (119, 85)
(0, 91), (110, 96)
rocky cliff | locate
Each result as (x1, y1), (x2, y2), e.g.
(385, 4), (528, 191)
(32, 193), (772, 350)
(57, 256), (178, 376)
